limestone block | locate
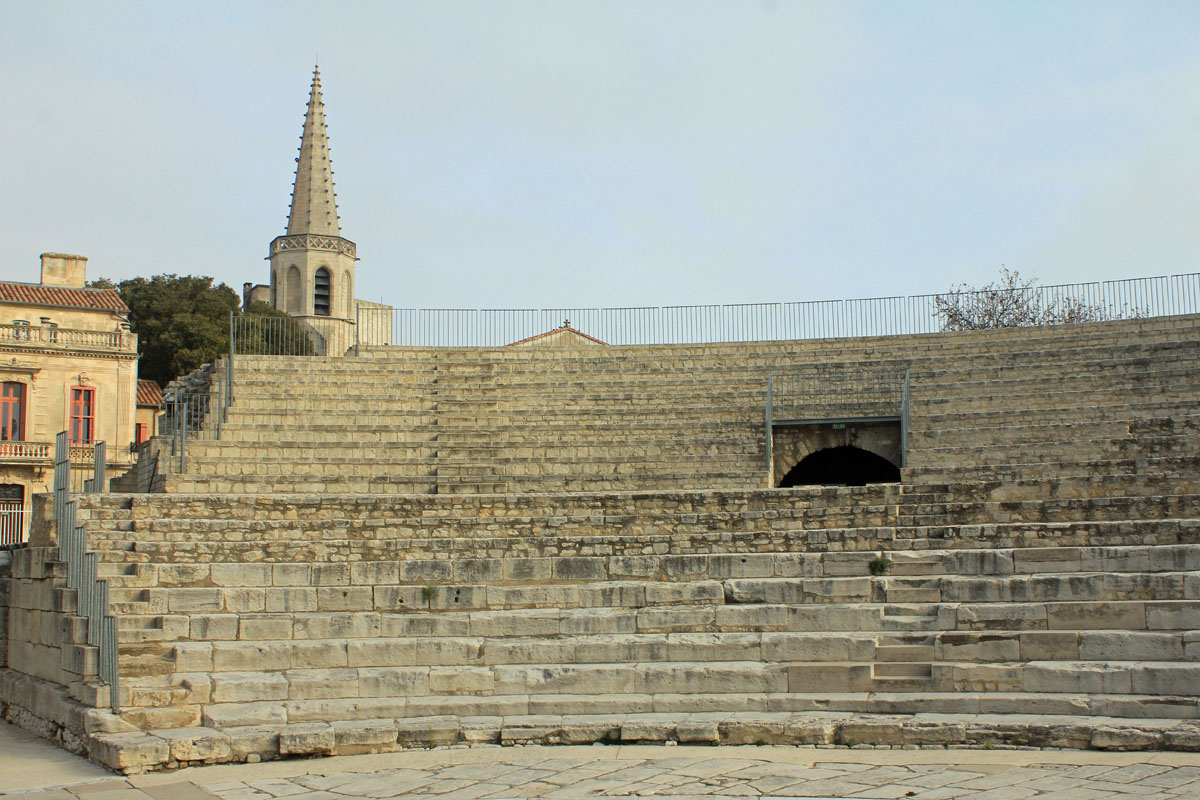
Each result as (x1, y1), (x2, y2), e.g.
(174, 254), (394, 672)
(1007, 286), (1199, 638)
(373, 585), (427, 611)
(287, 668), (359, 700)
(788, 664), (872, 693)
(202, 701), (288, 729)
(720, 714), (788, 744)
(783, 715), (842, 744)
(1048, 602), (1145, 631)
(902, 719), (967, 745)
(715, 604), (788, 631)
(839, 717), (906, 745)
(82, 709), (137, 735)
(655, 692), (770, 713)
(1027, 721), (1092, 749)
(210, 672), (289, 703)
(279, 723), (335, 756)
(333, 719), (399, 755)
(290, 640), (349, 670)
(265, 588), (317, 613)
(167, 589), (222, 613)
(494, 664), (635, 695)
(453, 559), (502, 583)
(608, 556), (660, 579)
(978, 693), (1088, 716)
(762, 633), (872, 662)
(157, 564), (212, 588)
(1146, 602), (1200, 630)
(578, 582), (644, 608)
(553, 557), (607, 581)
(935, 632), (1020, 662)
(502, 557), (552, 582)
(357, 666), (430, 697)
(347, 638), (415, 668)
(821, 552), (874, 577)
(380, 613), (470, 637)
(272, 564), (311, 586)
(943, 664), (1020, 693)
(172, 643), (214, 673)
(211, 564), (271, 587)
(636, 606), (714, 633)
(667, 632), (762, 662)
(621, 716), (677, 742)
(317, 586), (375, 612)
(802, 577), (871, 602)
(1092, 695), (1198, 719)
(313, 564), (351, 586)
(644, 581), (723, 606)
(789, 605), (880, 632)
(676, 719), (720, 742)
(294, 611), (381, 640)
(724, 578), (797, 605)
(120, 706), (202, 731)
(400, 560), (452, 583)
(958, 603), (1046, 631)
(190, 614), (239, 640)
(1019, 632), (1079, 661)
(413, 636), (484, 666)
(408, 695), (528, 718)
(708, 554), (773, 578)
(773, 553), (823, 578)
(560, 608), (637, 635)
(430, 585), (487, 611)
(529, 693), (653, 716)
(1163, 725), (1200, 751)
(558, 715), (623, 744)
(213, 642), (290, 672)
(1131, 664), (1200, 696)
(1023, 662), (1132, 694)
(151, 727), (232, 764)
(636, 662), (783, 694)
(575, 633), (665, 663)
(352, 561), (399, 585)
(1088, 725), (1162, 751)
(429, 666), (494, 695)
(395, 716), (460, 746)
(459, 715), (503, 744)
(487, 584), (581, 609)
(500, 715), (562, 745)
(1080, 632), (1184, 661)
(285, 697), (405, 723)
(89, 732), (169, 773)
(470, 609), (561, 637)
(238, 615), (293, 641)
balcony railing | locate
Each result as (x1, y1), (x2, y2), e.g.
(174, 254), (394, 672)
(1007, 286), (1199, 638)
(0, 324), (135, 353)
(0, 440), (53, 462)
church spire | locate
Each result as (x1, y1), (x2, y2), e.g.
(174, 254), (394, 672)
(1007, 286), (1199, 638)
(286, 65), (341, 236)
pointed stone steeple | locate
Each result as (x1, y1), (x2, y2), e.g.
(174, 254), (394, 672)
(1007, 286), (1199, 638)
(287, 66), (341, 236)
(267, 67), (358, 348)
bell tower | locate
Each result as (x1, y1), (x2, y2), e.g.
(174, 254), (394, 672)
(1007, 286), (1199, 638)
(268, 66), (357, 352)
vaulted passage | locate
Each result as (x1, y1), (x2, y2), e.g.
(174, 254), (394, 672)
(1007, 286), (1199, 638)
(778, 445), (901, 487)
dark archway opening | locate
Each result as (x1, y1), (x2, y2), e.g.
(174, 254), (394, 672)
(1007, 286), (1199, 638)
(778, 445), (900, 488)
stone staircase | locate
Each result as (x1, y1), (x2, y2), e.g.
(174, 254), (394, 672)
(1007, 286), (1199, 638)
(14, 312), (1200, 771)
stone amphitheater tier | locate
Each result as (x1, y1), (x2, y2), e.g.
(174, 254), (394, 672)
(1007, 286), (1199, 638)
(3, 314), (1199, 773)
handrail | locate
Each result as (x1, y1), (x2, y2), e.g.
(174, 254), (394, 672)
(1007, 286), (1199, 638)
(0, 324), (134, 351)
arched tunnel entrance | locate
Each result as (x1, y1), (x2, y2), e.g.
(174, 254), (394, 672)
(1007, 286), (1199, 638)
(778, 445), (901, 488)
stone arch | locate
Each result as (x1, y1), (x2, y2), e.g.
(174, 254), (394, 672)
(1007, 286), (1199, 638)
(778, 445), (901, 488)
(286, 265), (303, 315)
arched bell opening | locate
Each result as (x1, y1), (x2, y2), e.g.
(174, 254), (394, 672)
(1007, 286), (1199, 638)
(778, 445), (901, 488)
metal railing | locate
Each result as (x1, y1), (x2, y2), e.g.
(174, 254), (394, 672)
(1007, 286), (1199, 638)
(165, 377), (229, 474)
(52, 432), (119, 711)
(765, 367), (911, 476)
(354, 271), (1200, 347)
(0, 502), (29, 546)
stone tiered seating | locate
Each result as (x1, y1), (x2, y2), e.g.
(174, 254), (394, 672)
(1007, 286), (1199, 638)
(12, 313), (1200, 772)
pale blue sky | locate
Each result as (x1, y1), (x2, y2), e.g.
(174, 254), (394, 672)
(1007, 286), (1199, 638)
(2, 0), (1198, 308)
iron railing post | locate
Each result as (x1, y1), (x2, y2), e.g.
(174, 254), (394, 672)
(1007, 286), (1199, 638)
(901, 368), (911, 469)
(764, 376), (774, 485)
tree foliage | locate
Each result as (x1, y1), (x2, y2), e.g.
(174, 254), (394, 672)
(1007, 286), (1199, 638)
(236, 301), (315, 356)
(934, 268), (1107, 331)
(104, 275), (241, 387)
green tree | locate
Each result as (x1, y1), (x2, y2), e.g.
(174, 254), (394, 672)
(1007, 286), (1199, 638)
(236, 301), (315, 356)
(110, 275), (240, 386)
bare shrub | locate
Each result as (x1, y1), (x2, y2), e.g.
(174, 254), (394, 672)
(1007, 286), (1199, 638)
(934, 268), (1109, 331)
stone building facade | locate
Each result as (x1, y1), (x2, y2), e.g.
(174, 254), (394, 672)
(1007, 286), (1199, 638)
(0, 253), (139, 539)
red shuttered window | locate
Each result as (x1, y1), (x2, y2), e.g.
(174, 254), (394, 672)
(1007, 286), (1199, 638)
(71, 387), (95, 444)
(0, 383), (24, 441)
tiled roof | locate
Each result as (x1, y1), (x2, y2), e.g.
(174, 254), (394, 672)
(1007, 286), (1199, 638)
(137, 379), (164, 407)
(0, 281), (128, 312)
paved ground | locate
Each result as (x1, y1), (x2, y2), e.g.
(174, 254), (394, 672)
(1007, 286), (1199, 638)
(4, 722), (1200, 800)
